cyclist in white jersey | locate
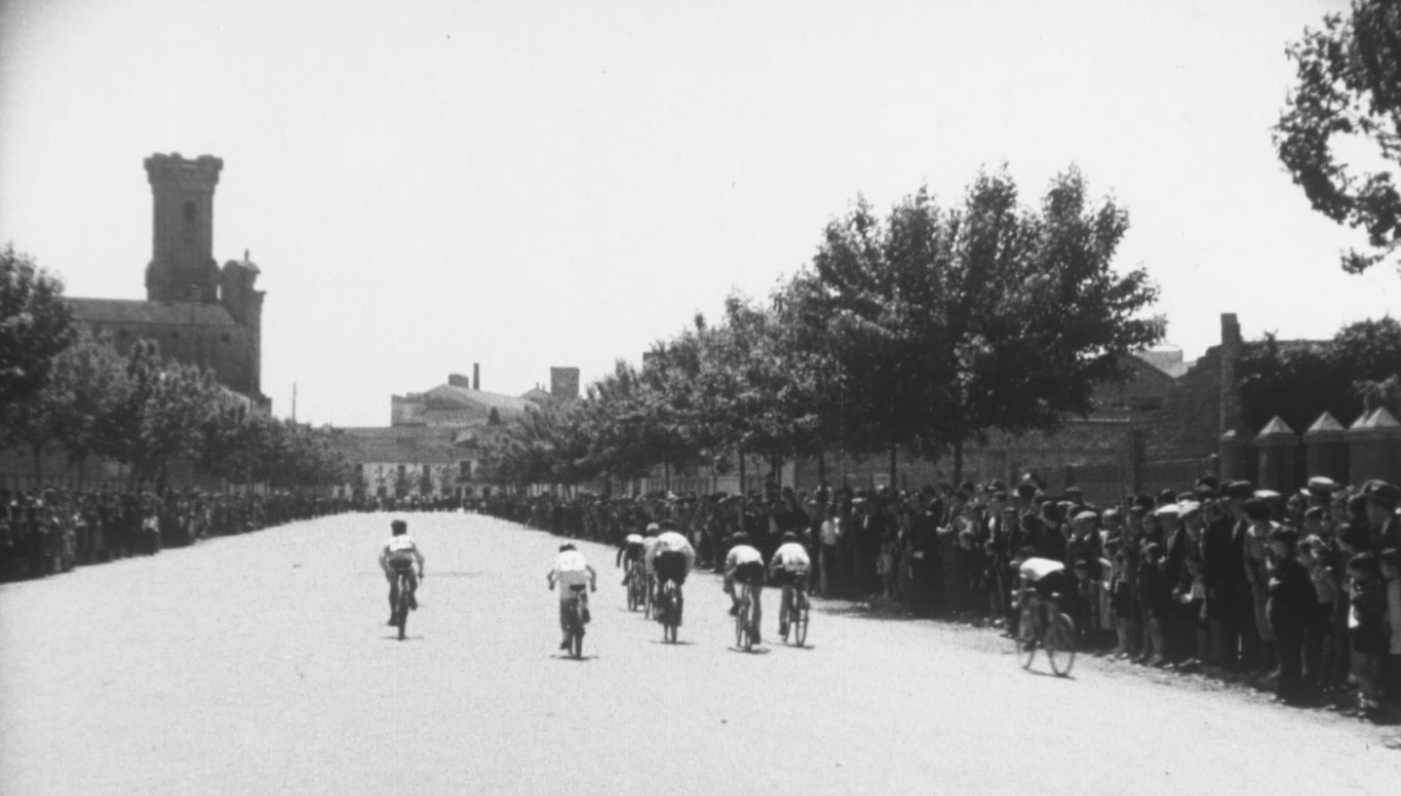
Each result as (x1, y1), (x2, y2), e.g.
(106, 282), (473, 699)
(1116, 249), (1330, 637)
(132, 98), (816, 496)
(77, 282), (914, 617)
(724, 531), (767, 641)
(640, 522), (662, 603)
(378, 519), (425, 625)
(547, 543), (597, 651)
(769, 531), (811, 637)
(648, 523), (697, 622)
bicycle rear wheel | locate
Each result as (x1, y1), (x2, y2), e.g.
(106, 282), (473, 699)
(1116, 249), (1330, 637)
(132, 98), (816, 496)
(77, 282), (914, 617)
(1046, 613), (1077, 677)
(627, 574), (640, 611)
(793, 591), (809, 647)
(1015, 602), (1037, 669)
(396, 575), (410, 641)
(736, 593), (751, 650)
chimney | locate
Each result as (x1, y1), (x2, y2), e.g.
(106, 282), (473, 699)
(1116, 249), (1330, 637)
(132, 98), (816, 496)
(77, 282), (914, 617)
(473, 363), (480, 391)
(550, 367), (581, 400)
(448, 373), (470, 389)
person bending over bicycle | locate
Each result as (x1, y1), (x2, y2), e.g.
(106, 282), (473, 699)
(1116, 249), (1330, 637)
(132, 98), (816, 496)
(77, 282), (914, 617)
(648, 522), (697, 622)
(724, 531), (767, 641)
(1012, 546), (1072, 650)
(547, 543), (597, 651)
(379, 519), (425, 625)
(769, 531), (811, 636)
(617, 532), (645, 587)
(640, 522), (663, 602)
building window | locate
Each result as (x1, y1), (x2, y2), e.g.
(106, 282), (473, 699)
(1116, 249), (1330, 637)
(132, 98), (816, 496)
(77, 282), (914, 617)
(459, 461), (472, 479)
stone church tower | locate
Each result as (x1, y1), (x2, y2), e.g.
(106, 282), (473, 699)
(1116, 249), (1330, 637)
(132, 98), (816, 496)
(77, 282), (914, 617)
(66, 153), (268, 408)
(144, 153), (223, 303)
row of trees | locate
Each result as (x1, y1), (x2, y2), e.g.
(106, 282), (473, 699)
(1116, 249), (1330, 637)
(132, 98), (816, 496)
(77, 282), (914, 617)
(479, 169), (1165, 490)
(0, 244), (349, 490)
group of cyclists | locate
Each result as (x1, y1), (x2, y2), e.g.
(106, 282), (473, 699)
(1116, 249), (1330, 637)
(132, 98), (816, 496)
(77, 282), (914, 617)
(375, 516), (814, 651)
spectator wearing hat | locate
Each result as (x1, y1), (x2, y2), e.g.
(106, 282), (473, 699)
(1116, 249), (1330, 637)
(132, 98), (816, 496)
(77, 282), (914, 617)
(1363, 481), (1401, 554)
(1138, 542), (1172, 666)
(1224, 482), (1264, 670)
(1346, 552), (1387, 718)
(1243, 498), (1280, 675)
(1266, 526), (1315, 704)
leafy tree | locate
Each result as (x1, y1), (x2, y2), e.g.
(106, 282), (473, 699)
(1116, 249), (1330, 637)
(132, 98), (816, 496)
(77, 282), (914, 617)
(0, 245), (75, 441)
(795, 168), (1163, 482)
(1276, 1), (1401, 273)
(1240, 316), (1401, 430)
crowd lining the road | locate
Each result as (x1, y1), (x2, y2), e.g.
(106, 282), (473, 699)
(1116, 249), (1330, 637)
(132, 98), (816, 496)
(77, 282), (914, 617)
(0, 488), (348, 581)
(480, 473), (1401, 722)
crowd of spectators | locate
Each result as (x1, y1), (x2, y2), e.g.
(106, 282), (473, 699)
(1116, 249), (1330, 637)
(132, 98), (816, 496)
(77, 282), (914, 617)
(0, 487), (346, 581)
(479, 472), (1401, 722)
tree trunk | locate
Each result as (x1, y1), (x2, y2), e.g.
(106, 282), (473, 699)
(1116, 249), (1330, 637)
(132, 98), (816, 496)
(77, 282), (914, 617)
(953, 439), (964, 487)
(889, 446), (897, 491)
(738, 448), (746, 496)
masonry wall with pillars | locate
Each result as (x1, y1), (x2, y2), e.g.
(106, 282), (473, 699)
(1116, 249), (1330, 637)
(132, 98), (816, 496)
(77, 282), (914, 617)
(1222, 408), (1401, 491)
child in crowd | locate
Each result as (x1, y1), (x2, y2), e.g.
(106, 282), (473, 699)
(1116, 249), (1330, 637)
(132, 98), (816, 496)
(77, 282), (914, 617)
(1140, 543), (1170, 667)
(1110, 549), (1136, 660)
(1347, 552), (1387, 718)
(1177, 553), (1209, 669)
(1300, 536), (1340, 694)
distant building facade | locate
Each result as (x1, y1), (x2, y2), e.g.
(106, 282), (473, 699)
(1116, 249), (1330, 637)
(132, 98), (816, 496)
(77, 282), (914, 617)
(328, 366), (578, 499)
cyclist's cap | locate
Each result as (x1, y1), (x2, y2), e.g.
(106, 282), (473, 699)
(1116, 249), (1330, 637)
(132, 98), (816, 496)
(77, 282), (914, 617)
(646, 522), (660, 533)
(731, 532), (751, 545)
(559, 543), (576, 552)
(781, 531), (798, 542)
(391, 519), (407, 533)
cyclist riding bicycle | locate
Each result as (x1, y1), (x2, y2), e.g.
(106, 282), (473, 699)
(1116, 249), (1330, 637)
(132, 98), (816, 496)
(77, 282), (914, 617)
(640, 522), (662, 602)
(769, 531), (811, 636)
(616, 532), (645, 587)
(547, 543), (597, 651)
(1012, 546), (1072, 650)
(724, 531), (767, 642)
(647, 522), (696, 623)
(379, 519), (425, 625)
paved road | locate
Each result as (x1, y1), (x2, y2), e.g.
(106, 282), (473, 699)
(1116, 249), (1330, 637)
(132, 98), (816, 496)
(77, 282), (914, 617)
(2, 512), (1398, 795)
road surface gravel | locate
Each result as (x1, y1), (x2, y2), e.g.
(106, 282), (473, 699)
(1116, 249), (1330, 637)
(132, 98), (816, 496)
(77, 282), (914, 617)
(2, 512), (1398, 795)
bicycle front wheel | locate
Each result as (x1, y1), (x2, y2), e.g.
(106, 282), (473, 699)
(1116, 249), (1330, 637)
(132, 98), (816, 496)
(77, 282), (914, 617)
(396, 579), (410, 641)
(793, 591), (809, 647)
(736, 596), (750, 650)
(1046, 613), (1077, 677)
(1015, 602), (1037, 669)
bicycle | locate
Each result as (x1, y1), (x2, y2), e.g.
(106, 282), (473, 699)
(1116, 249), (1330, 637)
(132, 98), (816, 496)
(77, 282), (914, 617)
(643, 572), (657, 619)
(657, 580), (681, 643)
(779, 579), (810, 647)
(735, 582), (761, 651)
(390, 566), (415, 641)
(563, 584), (588, 659)
(626, 561), (646, 612)
(1014, 592), (1076, 676)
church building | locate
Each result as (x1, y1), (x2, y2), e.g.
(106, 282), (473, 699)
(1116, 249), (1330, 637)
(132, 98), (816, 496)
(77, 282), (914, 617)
(67, 153), (268, 409)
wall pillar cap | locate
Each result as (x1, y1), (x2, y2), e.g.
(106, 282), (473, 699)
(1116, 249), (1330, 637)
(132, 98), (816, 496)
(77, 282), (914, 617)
(1346, 407), (1401, 439)
(1255, 416), (1300, 447)
(1303, 411), (1347, 442)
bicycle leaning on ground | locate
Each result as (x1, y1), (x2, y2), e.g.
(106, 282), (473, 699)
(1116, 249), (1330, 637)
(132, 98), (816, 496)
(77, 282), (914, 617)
(1014, 590), (1076, 676)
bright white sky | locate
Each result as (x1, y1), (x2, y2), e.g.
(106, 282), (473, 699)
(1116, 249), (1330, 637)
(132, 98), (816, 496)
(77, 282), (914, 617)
(2, 0), (1397, 427)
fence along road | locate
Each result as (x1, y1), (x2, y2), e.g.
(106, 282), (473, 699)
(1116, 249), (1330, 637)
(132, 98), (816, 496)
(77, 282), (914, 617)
(1, 512), (1397, 795)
